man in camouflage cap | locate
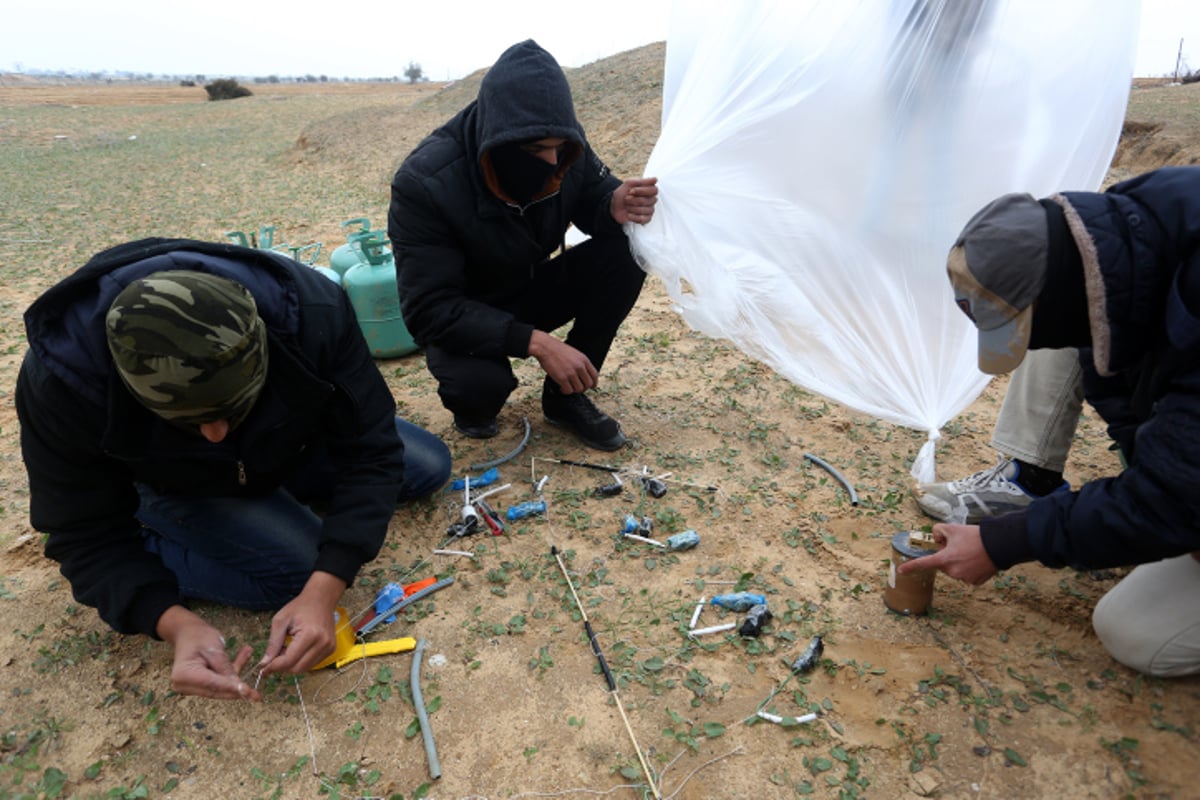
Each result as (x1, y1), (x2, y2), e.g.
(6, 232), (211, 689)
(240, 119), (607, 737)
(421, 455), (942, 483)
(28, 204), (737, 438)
(17, 239), (451, 701)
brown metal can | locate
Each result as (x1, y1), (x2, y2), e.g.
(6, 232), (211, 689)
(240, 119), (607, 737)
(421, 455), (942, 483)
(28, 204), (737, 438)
(883, 531), (937, 616)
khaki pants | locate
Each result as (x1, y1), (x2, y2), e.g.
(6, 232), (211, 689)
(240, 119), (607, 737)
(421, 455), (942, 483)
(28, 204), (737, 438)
(1093, 554), (1200, 677)
(992, 347), (1084, 472)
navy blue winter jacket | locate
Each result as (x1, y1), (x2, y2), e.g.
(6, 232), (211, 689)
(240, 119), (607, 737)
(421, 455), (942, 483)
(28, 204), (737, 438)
(16, 239), (405, 637)
(982, 167), (1200, 571)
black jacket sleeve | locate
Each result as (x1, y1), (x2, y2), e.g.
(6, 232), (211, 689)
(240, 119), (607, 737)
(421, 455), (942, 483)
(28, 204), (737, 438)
(17, 353), (184, 637)
(982, 362), (1200, 572)
(299, 287), (407, 586)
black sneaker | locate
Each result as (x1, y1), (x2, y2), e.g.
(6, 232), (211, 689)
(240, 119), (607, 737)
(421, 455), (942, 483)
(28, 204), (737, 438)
(453, 415), (498, 439)
(542, 382), (626, 451)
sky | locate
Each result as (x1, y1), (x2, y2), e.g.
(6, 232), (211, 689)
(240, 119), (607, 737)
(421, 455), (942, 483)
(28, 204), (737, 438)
(1, 1), (1197, 81)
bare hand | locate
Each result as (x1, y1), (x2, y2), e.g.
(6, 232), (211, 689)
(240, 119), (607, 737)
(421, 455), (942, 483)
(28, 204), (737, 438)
(528, 330), (598, 394)
(896, 523), (998, 586)
(157, 608), (260, 701)
(259, 573), (345, 675)
(610, 177), (658, 225)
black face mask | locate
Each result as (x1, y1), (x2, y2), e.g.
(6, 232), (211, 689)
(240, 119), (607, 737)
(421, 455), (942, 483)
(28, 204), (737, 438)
(490, 143), (557, 205)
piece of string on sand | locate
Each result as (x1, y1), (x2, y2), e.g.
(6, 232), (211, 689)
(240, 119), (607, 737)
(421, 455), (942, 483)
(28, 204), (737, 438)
(238, 641), (371, 782)
(459, 744), (744, 799)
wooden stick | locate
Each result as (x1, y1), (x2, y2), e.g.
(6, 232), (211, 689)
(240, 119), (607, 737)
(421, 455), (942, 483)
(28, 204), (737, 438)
(551, 546), (660, 799)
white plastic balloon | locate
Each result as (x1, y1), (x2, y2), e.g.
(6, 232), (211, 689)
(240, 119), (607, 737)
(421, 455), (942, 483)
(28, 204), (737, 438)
(630, 0), (1140, 482)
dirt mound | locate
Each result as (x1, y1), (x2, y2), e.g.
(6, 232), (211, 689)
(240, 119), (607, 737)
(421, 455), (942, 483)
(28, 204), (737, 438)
(297, 44), (1200, 196)
(293, 43), (666, 186)
(1110, 81), (1200, 181)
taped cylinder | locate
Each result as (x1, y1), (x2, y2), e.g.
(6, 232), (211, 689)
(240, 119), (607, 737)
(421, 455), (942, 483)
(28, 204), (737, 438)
(883, 531), (937, 616)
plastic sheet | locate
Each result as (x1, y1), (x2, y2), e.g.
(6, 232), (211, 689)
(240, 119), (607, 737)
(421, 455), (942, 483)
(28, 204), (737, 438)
(630, 0), (1140, 482)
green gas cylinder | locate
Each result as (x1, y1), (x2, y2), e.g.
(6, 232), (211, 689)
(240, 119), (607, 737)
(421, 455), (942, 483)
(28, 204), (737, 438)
(330, 218), (372, 278)
(342, 232), (418, 358)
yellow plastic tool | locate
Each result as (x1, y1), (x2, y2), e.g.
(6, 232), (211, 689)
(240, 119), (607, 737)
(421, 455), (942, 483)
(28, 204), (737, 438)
(310, 607), (357, 670)
(334, 637), (417, 669)
(306, 607), (418, 670)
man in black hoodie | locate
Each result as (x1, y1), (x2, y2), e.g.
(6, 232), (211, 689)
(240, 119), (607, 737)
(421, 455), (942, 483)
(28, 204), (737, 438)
(899, 167), (1200, 677)
(388, 40), (658, 451)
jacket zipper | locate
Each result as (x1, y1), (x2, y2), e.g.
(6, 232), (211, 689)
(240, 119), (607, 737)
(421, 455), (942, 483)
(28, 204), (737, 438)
(237, 460), (247, 486)
(508, 190), (564, 278)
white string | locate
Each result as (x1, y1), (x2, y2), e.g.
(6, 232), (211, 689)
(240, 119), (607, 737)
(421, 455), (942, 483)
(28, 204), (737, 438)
(661, 745), (746, 799)
(452, 745), (745, 800)
(294, 676), (318, 776)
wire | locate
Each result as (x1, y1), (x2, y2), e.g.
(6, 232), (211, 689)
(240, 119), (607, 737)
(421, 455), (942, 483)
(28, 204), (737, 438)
(803, 452), (859, 505)
(411, 638), (441, 780)
(469, 416), (532, 471)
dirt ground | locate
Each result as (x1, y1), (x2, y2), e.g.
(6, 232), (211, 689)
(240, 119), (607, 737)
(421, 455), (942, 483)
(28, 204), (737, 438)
(0, 52), (1198, 800)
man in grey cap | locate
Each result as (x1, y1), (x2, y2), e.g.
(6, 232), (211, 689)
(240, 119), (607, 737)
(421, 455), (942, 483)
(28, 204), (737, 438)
(17, 238), (452, 701)
(899, 166), (1200, 677)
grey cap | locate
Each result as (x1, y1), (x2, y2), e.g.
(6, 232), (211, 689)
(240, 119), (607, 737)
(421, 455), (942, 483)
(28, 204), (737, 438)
(946, 193), (1049, 374)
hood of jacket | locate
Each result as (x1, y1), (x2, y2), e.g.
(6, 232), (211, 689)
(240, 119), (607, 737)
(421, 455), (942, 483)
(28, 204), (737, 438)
(474, 39), (585, 205)
(475, 39), (584, 155)
(23, 238), (302, 407)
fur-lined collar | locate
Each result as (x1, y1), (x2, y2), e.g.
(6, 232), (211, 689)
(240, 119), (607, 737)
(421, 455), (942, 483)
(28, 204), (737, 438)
(1048, 193), (1114, 376)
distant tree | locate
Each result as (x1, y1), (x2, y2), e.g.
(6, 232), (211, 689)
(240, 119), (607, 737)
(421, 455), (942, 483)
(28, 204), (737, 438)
(195, 74), (206, 82)
(205, 78), (253, 101)
(267, 74), (280, 84)
(404, 61), (425, 83)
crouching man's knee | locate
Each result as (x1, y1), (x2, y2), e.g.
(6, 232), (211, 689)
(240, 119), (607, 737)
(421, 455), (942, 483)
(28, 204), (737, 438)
(1092, 555), (1200, 678)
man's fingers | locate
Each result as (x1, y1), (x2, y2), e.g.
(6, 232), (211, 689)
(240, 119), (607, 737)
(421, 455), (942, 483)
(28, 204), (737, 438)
(898, 549), (944, 575)
(260, 619), (293, 668)
(230, 644), (255, 673)
(216, 673), (259, 702)
(174, 666), (259, 702)
(261, 645), (300, 675)
(199, 644), (235, 671)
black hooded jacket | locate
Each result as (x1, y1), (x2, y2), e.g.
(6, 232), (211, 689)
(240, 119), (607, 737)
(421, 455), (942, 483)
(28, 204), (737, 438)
(387, 39), (624, 359)
(980, 167), (1200, 571)
(16, 239), (405, 637)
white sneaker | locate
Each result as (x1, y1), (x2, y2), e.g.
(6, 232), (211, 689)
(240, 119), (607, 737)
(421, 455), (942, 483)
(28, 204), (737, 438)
(915, 458), (1066, 523)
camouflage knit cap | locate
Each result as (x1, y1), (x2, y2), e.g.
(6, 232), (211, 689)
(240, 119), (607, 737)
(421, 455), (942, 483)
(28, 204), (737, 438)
(105, 270), (268, 426)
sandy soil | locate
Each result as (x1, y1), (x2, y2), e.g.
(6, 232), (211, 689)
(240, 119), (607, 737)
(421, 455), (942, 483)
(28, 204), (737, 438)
(0, 52), (1197, 800)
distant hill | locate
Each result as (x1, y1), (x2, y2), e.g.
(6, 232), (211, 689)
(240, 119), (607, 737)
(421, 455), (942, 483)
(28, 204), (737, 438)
(290, 38), (1199, 192)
